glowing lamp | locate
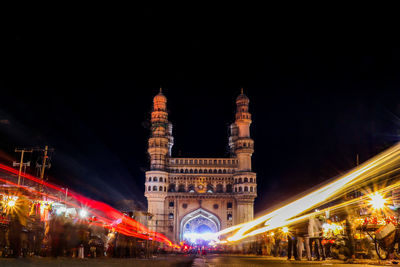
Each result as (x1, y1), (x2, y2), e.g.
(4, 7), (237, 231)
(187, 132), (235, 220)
(79, 209), (88, 218)
(369, 192), (386, 210)
(281, 227), (289, 234)
(7, 200), (16, 207)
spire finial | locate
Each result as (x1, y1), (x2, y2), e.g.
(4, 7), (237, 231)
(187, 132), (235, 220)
(159, 87), (162, 94)
(241, 88), (244, 94)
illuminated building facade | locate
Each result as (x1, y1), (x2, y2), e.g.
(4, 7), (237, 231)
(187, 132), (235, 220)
(144, 89), (257, 243)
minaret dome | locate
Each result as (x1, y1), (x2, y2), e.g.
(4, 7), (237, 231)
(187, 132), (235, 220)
(153, 88), (167, 110)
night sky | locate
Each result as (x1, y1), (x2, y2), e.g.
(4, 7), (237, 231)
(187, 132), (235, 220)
(2, 8), (400, 214)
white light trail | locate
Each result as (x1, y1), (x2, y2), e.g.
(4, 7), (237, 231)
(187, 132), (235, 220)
(218, 142), (400, 243)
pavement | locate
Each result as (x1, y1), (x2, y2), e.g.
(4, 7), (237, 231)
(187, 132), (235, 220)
(196, 254), (400, 267)
(0, 254), (195, 267)
(1, 254), (400, 266)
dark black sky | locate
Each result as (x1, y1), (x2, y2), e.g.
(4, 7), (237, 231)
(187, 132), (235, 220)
(2, 7), (400, 213)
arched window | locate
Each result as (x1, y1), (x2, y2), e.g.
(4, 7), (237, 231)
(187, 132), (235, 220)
(178, 184), (185, 192)
(216, 184), (223, 193)
(194, 169), (198, 173)
(153, 186), (157, 191)
(195, 160), (198, 164)
(223, 169), (227, 174)
(185, 169), (188, 173)
(244, 186), (248, 192)
(199, 169), (203, 173)
(190, 169), (193, 173)
(213, 169), (217, 173)
(199, 160), (203, 164)
(188, 184), (195, 192)
(168, 184), (176, 192)
(218, 169), (222, 174)
(226, 184), (233, 193)
(214, 160), (217, 164)
(227, 214), (232, 221)
(204, 169), (207, 173)
(235, 187), (237, 192)
(250, 178), (253, 183)
(164, 187), (166, 192)
(169, 213), (174, 219)
(159, 186), (163, 191)
(153, 177), (158, 182)
(180, 169), (184, 173)
(148, 186), (151, 191)
(239, 187), (242, 192)
(207, 184), (214, 193)
(159, 177), (163, 182)
(239, 178), (242, 183)
(149, 177), (152, 182)
(169, 201), (174, 207)
(244, 178), (248, 183)
(250, 187), (253, 192)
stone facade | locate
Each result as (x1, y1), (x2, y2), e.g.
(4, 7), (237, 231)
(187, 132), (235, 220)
(144, 89), (256, 243)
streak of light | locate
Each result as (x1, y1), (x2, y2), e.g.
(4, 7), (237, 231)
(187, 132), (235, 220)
(217, 142), (400, 243)
(0, 163), (179, 248)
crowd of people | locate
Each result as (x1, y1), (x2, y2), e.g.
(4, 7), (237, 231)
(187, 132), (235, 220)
(254, 212), (360, 262)
(0, 195), (160, 258)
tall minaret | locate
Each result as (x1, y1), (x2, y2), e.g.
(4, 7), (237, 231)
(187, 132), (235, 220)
(230, 88), (254, 171)
(147, 88), (173, 170)
(145, 89), (173, 233)
(231, 89), (256, 224)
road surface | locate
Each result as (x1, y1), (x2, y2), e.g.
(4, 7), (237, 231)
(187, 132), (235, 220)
(198, 254), (395, 266)
(0, 254), (195, 267)
(0, 254), (398, 266)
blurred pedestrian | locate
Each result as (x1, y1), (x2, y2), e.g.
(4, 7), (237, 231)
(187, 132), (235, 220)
(308, 216), (324, 260)
(287, 228), (298, 260)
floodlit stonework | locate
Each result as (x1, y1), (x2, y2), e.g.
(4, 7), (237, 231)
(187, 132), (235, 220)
(144, 89), (256, 243)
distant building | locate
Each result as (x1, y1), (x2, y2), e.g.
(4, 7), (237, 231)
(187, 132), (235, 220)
(144, 89), (257, 242)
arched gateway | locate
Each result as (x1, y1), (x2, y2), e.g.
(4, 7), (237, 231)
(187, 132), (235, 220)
(180, 208), (221, 241)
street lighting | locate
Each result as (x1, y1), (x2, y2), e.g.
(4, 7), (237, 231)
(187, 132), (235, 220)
(79, 209), (88, 218)
(7, 199), (16, 208)
(368, 192), (386, 210)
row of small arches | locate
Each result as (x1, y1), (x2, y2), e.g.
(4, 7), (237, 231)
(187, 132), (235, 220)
(237, 113), (251, 120)
(148, 177), (165, 182)
(168, 183), (232, 193)
(170, 169), (233, 174)
(148, 186), (167, 192)
(235, 186), (255, 193)
(170, 159), (237, 165)
(147, 176), (244, 183)
(235, 177), (255, 183)
(146, 184), (256, 193)
(238, 142), (252, 148)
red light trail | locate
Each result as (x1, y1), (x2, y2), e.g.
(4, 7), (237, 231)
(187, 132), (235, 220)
(0, 163), (179, 248)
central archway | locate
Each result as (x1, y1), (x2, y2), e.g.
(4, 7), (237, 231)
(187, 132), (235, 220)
(180, 208), (221, 241)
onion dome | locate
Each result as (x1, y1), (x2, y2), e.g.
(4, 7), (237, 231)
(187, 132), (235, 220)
(153, 88), (167, 110)
(236, 88), (249, 104)
(153, 88), (167, 103)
